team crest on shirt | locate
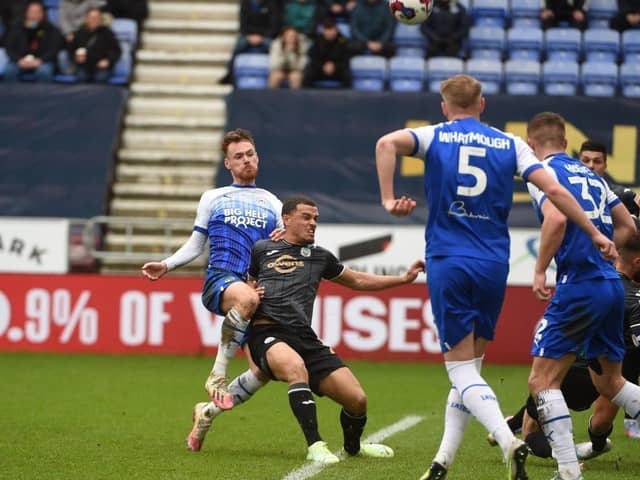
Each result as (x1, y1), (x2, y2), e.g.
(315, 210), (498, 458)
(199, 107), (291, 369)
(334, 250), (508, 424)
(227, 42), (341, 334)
(301, 247), (311, 257)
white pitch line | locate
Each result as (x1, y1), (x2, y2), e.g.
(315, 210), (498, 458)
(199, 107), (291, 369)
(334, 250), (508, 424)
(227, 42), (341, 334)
(281, 414), (425, 480)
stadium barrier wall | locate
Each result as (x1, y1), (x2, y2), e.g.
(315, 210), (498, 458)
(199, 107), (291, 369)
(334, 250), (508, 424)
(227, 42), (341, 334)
(0, 273), (545, 364)
(225, 90), (640, 227)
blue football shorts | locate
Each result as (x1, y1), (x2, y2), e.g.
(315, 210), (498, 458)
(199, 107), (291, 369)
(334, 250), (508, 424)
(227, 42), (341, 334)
(427, 256), (508, 353)
(532, 277), (625, 362)
(201, 268), (245, 316)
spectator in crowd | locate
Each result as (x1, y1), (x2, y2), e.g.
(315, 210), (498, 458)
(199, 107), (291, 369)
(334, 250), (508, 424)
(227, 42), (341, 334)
(540, 0), (588, 30)
(323, 0), (357, 22)
(105, 0), (148, 30)
(69, 7), (120, 82)
(4, 0), (63, 82)
(420, 0), (470, 58)
(303, 16), (351, 88)
(220, 0), (282, 84)
(348, 0), (395, 57)
(0, 0), (28, 45)
(284, 0), (320, 38)
(610, 0), (640, 32)
(268, 25), (309, 88)
(59, 0), (105, 42)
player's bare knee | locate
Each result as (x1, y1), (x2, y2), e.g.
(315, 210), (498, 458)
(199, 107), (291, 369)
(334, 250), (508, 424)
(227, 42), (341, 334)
(345, 389), (367, 415)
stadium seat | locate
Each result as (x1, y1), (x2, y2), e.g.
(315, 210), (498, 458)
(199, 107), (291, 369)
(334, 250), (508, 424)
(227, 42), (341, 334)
(54, 50), (77, 83)
(587, 0), (618, 29)
(545, 28), (582, 62)
(109, 43), (133, 85)
(111, 18), (138, 50)
(507, 27), (543, 60)
(426, 56), (464, 92)
(622, 30), (640, 63)
(465, 58), (503, 94)
(583, 29), (619, 63)
(42, 0), (59, 7)
(389, 56), (425, 92)
(504, 59), (540, 95)
(394, 22), (425, 57)
(0, 48), (7, 78)
(620, 62), (640, 98)
(580, 60), (617, 97)
(510, 0), (541, 27)
(46, 6), (59, 25)
(350, 55), (387, 91)
(471, 0), (508, 27)
(233, 53), (270, 89)
(337, 22), (350, 38)
(543, 60), (579, 96)
(468, 26), (505, 59)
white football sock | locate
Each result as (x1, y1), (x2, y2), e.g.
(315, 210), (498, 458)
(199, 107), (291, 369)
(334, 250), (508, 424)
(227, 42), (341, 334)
(612, 381), (640, 420)
(228, 369), (266, 406)
(211, 308), (249, 377)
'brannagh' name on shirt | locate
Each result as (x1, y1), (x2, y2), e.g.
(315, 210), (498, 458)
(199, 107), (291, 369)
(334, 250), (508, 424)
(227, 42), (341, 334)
(438, 131), (510, 149)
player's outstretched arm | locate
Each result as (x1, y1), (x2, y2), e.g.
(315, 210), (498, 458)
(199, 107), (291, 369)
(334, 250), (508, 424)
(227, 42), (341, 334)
(141, 230), (207, 280)
(375, 130), (418, 216)
(141, 261), (168, 281)
(333, 259), (425, 290)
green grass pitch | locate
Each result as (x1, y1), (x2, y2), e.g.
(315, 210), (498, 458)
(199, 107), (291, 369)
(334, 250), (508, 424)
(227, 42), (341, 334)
(2, 352), (640, 479)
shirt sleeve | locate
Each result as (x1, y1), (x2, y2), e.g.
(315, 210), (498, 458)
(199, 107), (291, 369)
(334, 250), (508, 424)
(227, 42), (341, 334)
(322, 248), (345, 280)
(407, 125), (437, 158)
(193, 190), (216, 234)
(513, 135), (543, 181)
(161, 230), (207, 271)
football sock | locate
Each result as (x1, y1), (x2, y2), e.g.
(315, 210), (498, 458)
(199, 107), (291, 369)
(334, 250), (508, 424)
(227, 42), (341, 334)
(433, 386), (471, 467)
(588, 415), (612, 452)
(508, 405), (527, 433)
(211, 308), (249, 377)
(340, 409), (367, 455)
(288, 383), (322, 446)
(535, 389), (580, 477)
(446, 359), (515, 458)
(612, 381), (640, 421)
(229, 369), (266, 406)
(524, 430), (552, 458)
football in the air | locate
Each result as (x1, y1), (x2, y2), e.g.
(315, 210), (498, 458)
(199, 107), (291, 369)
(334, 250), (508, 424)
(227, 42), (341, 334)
(388, 0), (433, 25)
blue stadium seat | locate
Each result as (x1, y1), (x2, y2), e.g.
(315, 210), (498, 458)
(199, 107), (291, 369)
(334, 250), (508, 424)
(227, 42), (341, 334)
(109, 43), (132, 85)
(622, 30), (640, 63)
(620, 62), (640, 98)
(0, 48), (7, 78)
(471, 0), (508, 27)
(465, 58), (502, 93)
(350, 55), (387, 91)
(468, 26), (505, 59)
(233, 53), (270, 89)
(507, 27), (543, 60)
(46, 6), (59, 25)
(337, 22), (350, 38)
(426, 56), (464, 92)
(545, 28), (582, 62)
(42, 0), (59, 7)
(504, 59), (540, 95)
(583, 29), (619, 63)
(543, 60), (579, 95)
(54, 50), (77, 83)
(389, 56), (425, 92)
(393, 22), (425, 57)
(111, 18), (138, 50)
(587, 0), (618, 29)
(510, 0), (541, 28)
(581, 60), (617, 97)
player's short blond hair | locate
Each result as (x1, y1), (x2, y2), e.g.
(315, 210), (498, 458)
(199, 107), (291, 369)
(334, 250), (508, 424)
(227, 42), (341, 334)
(527, 112), (566, 148)
(440, 74), (483, 110)
(221, 128), (256, 156)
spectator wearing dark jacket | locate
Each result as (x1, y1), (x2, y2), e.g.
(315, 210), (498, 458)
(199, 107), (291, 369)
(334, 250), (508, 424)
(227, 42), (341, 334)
(220, 0), (282, 84)
(610, 0), (640, 32)
(323, 0), (357, 22)
(70, 7), (121, 82)
(4, 1), (62, 82)
(349, 0), (395, 58)
(0, 0), (28, 45)
(304, 17), (350, 87)
(421, 0), (470, 58)
(59, 0), (105, 42)
(541, 0), (587, 30)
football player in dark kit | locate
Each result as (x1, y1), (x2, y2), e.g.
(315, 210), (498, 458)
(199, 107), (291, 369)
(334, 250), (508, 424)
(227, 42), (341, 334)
(246, 195), (425, 464)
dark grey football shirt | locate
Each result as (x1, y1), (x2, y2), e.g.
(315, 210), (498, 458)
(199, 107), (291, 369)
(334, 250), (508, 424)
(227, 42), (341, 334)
(249, 239), (345, 328)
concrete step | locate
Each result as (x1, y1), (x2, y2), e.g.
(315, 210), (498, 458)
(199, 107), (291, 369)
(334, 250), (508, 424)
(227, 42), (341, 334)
(149, 2), (238, 21)
(136, 49), (230, 65)
(122, 129), (222, 150)
(145, 18), (238, 33)
(125, 115), (224, 129)
(130, 81), (232, 98)
(141, 32), (235, 53)
(135, 64), (226, 84)
(118, 148), (220, 164)
(116, 164), (214, 184)
(100, 262), (205, 276)
(113, 182), (210, 198)
(105, 232), (193, 249)
(110, 198), (201, 217)
(128, 96), (225, 117)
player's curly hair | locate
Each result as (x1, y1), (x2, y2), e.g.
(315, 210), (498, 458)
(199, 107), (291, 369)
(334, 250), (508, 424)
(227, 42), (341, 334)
(221, 128), (256, 156)
(282, 195), (316, 216)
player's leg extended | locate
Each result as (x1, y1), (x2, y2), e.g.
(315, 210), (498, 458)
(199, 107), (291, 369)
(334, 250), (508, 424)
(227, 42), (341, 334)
(529, 354), (581, 480)
(205, 281), (259, 409)
(574, 395), (615, 461)
(318, 367), (393, 459)
(591, 356), (640, 429)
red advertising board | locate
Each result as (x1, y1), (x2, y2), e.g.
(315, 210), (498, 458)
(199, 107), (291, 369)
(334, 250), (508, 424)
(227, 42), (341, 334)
(0, 274), (546, 364)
